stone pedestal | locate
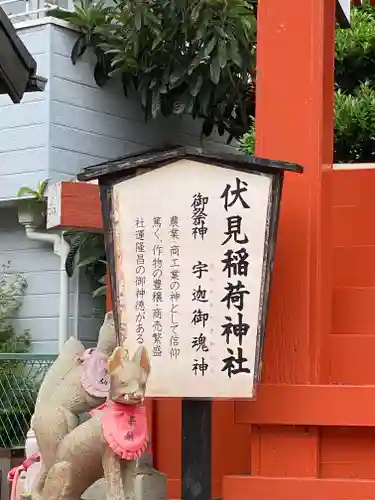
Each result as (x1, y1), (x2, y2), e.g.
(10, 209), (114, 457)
(82, 459), (166, 500)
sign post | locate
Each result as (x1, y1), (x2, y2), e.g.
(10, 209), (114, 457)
(78, 147), (302, 500)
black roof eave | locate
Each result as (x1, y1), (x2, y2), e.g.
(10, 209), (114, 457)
(0, 7), (36, 73)
(77, 146), (303, 183)
(0, 7), (48, 102)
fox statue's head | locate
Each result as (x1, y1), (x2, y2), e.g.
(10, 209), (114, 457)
(107, 342), (150, 405)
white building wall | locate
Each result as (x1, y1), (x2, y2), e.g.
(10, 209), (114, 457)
(0, 18), (238, 351)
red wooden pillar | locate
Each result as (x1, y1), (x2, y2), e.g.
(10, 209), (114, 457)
(254, 0), (335, 384)
(224, 0), (336, 497)
(106, 273), (112, 313)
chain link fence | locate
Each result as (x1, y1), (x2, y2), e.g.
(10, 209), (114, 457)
(0, 354), (56, 448)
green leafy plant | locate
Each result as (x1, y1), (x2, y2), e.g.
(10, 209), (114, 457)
(333, 1), (375, 163)
(334, 82), (375, 163)
(51, 0), (257, 141)
(17, 180), (49, 226)
(17, 180), (48, 201)
(0, 264), (46, 448)
(50, 0), (112, 78)
(335, 1), (375, 93)
(241, 1), (375, 164)
(0, 357), (35, 448)
(239, 119), (255, 155)
(240, 84), (375, 163)
(0, 262), (30, 353)
(64, 231), (107, 298)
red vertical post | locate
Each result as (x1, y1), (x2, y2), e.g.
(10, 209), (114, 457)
(255, 0), (335, 385)
(223, 0), (336, 497)
(106, 272), (112, 313)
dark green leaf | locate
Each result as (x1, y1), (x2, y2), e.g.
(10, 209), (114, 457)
(188, 58), (202, 75)
(210, 57), (221, 84)
(135, 8), (142, 30)
(199, 85), (212, 115)
(173, 100), (186, 114)
(204, 37), (217, 57)
(218, 40), (227, 69)
(149, 78), (158, 89)
(202, 119), (214, 137)
(185, 95), (195, 114)
(144, 91), (153, 121)
(189, 75), (203, 97)
(93, 285), (107, 298)
(229, 42), (242, 67)
(151, 91), (161, 118)
(159, 81), (167, 94)
(122, 74), (130, 96)
(191, 4), (201, 23)
(94, 61), (109, 86)
(151, 36), (163, 50)
(170, 67), (185, 86)
(214, 25), (227, 39)
(71, 34), (87, 65)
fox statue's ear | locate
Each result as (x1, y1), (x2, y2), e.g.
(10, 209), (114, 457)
(107, 346), (122, 375)
(133, 346), (151, 376)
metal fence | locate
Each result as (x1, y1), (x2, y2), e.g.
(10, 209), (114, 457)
(0, 353), (56, 449)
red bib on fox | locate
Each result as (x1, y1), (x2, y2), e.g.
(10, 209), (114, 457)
(95, 400), (148, 460)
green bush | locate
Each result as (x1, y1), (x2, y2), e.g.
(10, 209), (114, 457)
(239, 125), (255, 156)
(240, 1), (375, 163)
(334, 82), (375, 163)
(0, 262), (29, 353)
(51, 0), (257, 140)
(334, 1), (375, 163)
(0, 262), (31, 448)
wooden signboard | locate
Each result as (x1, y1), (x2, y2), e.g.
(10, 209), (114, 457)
(78, 147), (302, 500)
(78, 147), (302, 399)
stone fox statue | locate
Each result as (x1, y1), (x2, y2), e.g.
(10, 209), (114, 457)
(32, 312), (117, 478)
(36, 342), (151, 500)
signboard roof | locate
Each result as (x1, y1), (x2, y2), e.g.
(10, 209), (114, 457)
(77, 146), (303, 183)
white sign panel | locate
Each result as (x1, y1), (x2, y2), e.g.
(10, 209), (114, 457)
(111, 159), (272, 399)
